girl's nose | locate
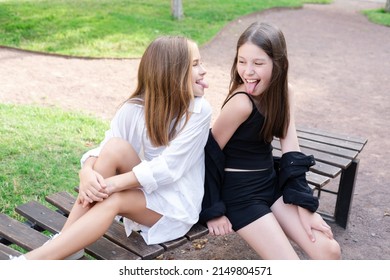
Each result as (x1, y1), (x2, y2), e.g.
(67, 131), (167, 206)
(200, 64), (207, 74)
(246, 68), (255, 75)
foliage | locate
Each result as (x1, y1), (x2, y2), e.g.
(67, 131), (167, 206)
(0, 0), (330, 58)
(362, 8), (390, 27)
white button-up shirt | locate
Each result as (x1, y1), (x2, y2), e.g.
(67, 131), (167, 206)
(81, 97), (212, 244)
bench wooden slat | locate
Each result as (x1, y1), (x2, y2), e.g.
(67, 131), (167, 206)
(300, 147), (351, 169)
(104, 220), (164, 259)
(185, 223), (209, 241)
(297, 126), (368, 144)
(297, 131), (365, 152)
(85, 237), (141, 260)
(16, 201), (65, 233)
(46, 191), (210, 258)
(306, 171), (331, 188)
(15, 201), (141, 260)
(0, 213), (49, 251)
(311, 161), (341, 178)
(45, 190), (75, 215)
(272, 148), (341, 178)
(0, 243), (22, 260)
(272, 138), (359, 159)
(297, 138), (358, 159)
(272, 140), (352, 169)
(159, 223), (210, 250)
(46, 191), (165, 259)
(159, 236), (188, 251)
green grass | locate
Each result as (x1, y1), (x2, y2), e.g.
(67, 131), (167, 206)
(362, 8), (390, 27)
(0, 104), (108, 219)
(0, 0), (330, 58)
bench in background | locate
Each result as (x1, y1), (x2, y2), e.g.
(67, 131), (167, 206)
(273, 126), (367, 228)
(0, 127), (367, 260)
(0, 190), (208, 260)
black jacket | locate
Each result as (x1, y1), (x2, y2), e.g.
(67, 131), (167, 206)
(276, 151), (318, 212)
(199, 130), (226, 223)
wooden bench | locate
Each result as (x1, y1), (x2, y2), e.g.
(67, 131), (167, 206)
(0, 127), (367, 260)
(0, 190), (208, 260)
(273, 126), (367, 228)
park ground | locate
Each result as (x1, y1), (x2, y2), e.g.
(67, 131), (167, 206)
(0, 0), (389, 259)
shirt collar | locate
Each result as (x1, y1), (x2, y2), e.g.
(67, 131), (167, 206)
(190, 97), (204, 114)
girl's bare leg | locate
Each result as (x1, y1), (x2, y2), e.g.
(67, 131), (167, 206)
(237, 213), (300, 259)
(271, 197), (341, 260)
(24, 188), (161, 260)
(63, 137), (140, 231)
(23, 138), (149, 259)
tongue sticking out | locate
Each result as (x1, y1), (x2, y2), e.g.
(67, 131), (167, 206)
(197, 80), (209, 89)
(245, 81), (257, 94)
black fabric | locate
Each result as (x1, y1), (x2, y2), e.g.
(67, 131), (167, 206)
(199, 130), (226, 224)
(223, 92), (274, 170)
(278, 151), (319, 212)
(223, 168), (276, 231)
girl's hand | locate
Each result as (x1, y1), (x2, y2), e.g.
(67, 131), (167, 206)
(207, 216), (233, 236)
(298, 206), (334, 242)
(78, 166), (109, 207)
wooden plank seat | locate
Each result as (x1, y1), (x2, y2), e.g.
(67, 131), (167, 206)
(0, 126), (366, 259)
(0, 191), (208, 260)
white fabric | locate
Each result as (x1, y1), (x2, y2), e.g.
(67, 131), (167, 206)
(80, 97), (212, 244)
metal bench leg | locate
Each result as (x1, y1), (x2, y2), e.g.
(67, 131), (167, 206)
(334, 158), (360, 229)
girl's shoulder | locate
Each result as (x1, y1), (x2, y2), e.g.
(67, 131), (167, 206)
(113, 100), (144, 122)
(223, 91), (253, 118)
(225, 91), (254, 108)
(226, 91), (252, 102)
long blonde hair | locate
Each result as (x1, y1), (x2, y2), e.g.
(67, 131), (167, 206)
(227, 22), (290, 143)
(127, 36), (194, 146)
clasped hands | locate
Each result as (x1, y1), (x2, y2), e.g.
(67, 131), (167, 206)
(78, 166), (112, 208)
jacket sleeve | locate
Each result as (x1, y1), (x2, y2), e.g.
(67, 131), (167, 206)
(278, 151), (319, 212)
(199, 130), (226, 224)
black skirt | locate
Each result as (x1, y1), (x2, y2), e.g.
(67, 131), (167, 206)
(222, 167), (281, 231)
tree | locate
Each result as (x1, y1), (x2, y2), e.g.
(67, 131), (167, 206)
(386, 0), (390, 13)
(171, 0), (183, 20)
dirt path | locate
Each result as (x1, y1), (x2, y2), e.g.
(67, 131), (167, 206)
(1, 0), (389, 259)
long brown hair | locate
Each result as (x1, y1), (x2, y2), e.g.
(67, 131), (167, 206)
(226, 22), (290, 142)
(127, 36), (194, 146)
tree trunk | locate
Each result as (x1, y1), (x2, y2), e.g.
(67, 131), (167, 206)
(386, 0), (390, 13)
(171, 0), (184, 20)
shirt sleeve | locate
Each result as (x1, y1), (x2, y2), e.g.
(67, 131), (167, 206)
(133, 97), (212, 194)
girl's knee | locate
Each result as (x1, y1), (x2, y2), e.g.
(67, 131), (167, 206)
(101, 190), (144, 214)
(315, 238), (341, 260)
(96, 192), (123, 213)
(97, 138), (140, 173)
(325, 239), (341, 260)
(101, 138), (131, 155)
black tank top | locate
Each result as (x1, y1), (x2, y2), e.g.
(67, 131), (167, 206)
(223, 92), (274, 170)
